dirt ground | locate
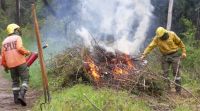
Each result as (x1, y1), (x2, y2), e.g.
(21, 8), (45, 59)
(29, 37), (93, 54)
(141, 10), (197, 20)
(0, 72), (39, 111)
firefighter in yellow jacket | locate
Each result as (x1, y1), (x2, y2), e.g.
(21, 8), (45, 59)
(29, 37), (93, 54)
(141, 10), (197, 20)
(141, 27), (186, 94)
(1, 23), (31, 106)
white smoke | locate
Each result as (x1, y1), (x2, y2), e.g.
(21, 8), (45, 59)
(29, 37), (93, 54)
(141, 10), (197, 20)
(76, 27), (93, 47)
(76, 0), (154, 55)
(41, 0), (154, 55)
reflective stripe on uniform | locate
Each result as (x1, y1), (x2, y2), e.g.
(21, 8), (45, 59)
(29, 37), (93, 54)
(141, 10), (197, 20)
(12, 87), (20, 91)
(22, 83), (28, 88)
(175, 77), (181, 80)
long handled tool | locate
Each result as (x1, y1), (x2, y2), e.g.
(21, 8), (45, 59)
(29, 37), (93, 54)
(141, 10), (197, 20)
(32, 4), (51, 103)
(173, 57), (181, 83)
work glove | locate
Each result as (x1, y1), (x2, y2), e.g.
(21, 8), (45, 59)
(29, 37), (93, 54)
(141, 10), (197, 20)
(181, 53), (186, 59)
(28, 51), (32, 55)
(25, 51), (32, 56)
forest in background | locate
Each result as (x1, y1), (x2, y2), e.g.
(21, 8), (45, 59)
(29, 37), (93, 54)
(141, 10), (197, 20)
(0, 0), (200, 111)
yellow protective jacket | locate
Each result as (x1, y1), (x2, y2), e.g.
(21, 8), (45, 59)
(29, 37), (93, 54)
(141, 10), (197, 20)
(143, 31), (186, 57)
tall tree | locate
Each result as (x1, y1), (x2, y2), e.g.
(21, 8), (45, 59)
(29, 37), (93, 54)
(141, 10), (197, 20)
(167, 0), (174, 30)
(0, 0), (6, 11)
(196, 7), (200, 40)
(16, 0), (20, 25)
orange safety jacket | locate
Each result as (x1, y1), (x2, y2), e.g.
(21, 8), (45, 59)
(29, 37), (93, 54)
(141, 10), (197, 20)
(1, 35), (30, 68)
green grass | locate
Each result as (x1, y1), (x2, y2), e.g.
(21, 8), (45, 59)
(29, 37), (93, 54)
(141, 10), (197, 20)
(32, 84), (151, 111)
(1, 70), (11, 80)
(174, 105), (194, 111)
(29, 63), (42, 88)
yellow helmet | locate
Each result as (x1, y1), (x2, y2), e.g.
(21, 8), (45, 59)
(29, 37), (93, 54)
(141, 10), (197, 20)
(156, 27), (167, 38)
(6, 23), (20, 35)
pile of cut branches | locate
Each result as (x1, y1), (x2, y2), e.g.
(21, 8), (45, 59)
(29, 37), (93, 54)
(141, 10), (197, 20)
(47, 46), (165, 95)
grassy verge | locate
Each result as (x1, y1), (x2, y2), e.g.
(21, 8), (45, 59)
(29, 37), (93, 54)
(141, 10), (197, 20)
(29, 63), (42, 88)
(175, 106), (192, 111)
(32, 84), (151, 111)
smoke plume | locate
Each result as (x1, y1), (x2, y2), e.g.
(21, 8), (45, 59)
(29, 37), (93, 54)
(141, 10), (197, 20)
(41, 0), (154, 55)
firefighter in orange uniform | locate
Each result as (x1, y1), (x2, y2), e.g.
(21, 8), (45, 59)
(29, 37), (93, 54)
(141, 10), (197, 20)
(1, 23), (31, 106)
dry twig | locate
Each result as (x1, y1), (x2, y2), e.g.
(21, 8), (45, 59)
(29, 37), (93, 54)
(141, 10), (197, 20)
(143, 68), (200, 104)
(83, 93), (103, 111)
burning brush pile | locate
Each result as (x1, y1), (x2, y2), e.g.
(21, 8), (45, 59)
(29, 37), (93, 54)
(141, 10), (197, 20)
(83, 46), (146, 85)
(48, 45), (164, 95)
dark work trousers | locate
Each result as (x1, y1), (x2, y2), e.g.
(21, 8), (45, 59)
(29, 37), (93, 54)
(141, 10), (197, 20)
(10, 63), (29, 95)
(161, 52), (181, 93)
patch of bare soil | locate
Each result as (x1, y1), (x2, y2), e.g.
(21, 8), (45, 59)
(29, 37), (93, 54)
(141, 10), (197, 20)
(0, 72), (39, 111)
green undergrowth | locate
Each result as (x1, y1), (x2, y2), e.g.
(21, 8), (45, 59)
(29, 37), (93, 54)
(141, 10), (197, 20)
(29, 63), (43, 88)
(1, 70), (11, 80)
(174, 106), (192, 111)
(32, 84), (151, 111)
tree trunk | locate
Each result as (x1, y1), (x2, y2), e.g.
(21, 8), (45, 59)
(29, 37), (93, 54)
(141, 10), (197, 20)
(167, 0), (174, 30)
(16, 0), (21, 25)
(196, 8), (200, 40)
(0, 0), (6, 11)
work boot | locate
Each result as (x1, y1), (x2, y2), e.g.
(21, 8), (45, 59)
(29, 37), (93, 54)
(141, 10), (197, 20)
(13, 91), (20, 104)
(175, 80), (181, 94)
(18, 88), (27, 106)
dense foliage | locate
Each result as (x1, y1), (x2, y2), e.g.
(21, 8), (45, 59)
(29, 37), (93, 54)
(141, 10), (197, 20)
(152, 0), (200, 36)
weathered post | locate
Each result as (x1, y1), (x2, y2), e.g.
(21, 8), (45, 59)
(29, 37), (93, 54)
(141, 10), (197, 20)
(32, 4), (51, 103)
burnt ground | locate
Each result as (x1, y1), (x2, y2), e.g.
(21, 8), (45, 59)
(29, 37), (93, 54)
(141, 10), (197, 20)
(0, 71), (39, 111)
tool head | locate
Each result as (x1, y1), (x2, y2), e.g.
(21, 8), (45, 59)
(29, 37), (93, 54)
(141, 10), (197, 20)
(42, 44), (48, 49)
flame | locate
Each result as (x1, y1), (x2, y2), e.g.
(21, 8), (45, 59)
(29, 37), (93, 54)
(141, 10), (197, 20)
(85, 56), (100, 81)
(124, 54), (134, 69)
(113, 66), (128, 75)
(112, 54), (134, 75)
(84, 52), (135, 81)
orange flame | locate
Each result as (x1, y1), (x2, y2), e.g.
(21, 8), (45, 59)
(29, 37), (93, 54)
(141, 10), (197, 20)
(85, 56), (100, 81)
(113, 66), (128, 75)
(124, 54), (134, 69)
(84, 53), (135, 81)
(112, 54), (134, 75)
